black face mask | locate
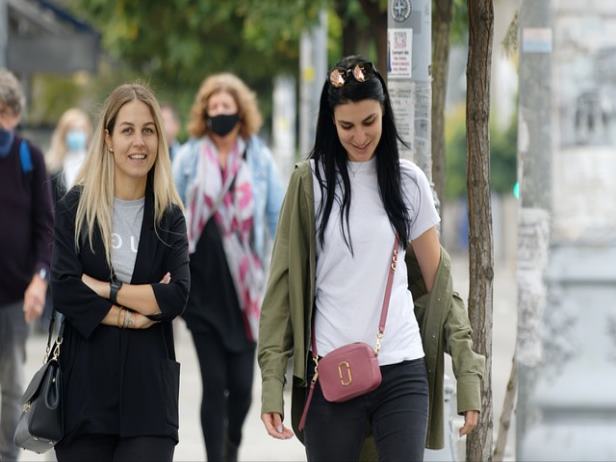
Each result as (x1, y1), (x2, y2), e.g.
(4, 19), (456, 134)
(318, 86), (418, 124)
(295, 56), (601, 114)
(207, 113), (240, 137)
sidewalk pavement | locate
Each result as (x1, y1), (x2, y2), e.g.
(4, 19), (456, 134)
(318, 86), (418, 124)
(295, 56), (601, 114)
(19, 253), (516, 462)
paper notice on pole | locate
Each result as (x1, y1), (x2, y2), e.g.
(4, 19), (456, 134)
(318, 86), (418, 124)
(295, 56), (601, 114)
(388, 29), (413, 78)
(388, 80), (414, 160)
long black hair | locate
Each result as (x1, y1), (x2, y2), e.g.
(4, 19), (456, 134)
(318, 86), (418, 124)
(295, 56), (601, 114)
(309, 55), (411, 252)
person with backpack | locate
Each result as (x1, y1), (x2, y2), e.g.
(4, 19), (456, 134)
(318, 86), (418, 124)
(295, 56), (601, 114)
(0, 69), (54, 462)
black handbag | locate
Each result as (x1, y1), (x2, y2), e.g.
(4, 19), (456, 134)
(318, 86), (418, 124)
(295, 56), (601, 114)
(14, 311), (65, 453)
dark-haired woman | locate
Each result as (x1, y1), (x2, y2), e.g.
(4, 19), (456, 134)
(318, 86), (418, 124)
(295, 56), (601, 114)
(257, 55), (485, 462)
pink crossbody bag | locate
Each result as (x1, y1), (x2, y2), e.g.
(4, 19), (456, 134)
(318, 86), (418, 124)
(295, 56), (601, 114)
(298, 236), (399, 431)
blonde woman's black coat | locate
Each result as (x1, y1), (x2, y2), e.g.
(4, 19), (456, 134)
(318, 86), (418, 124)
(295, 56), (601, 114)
(51, 182), (190, 444)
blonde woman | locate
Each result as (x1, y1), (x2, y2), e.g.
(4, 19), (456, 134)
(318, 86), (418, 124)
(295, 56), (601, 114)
(173, 73), (283, 462)
(51, 83), (190, 462)
(46, 108), (92, 203)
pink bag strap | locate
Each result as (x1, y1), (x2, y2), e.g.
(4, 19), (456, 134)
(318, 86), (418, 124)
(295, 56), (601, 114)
(375, 235), (399, 354)
(299, 235), (399, 431)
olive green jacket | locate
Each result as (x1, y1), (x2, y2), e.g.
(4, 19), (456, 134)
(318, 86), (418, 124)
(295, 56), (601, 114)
(257, 161), (485, 450)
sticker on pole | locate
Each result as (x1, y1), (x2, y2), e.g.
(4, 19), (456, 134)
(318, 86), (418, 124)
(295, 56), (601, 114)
(388, 29), (413, 78)
(522, 28), (553, 53)
(391, 0), (412, 23)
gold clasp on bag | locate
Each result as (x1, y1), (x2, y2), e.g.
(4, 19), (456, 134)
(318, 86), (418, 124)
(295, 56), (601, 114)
(51, 338), (62, 361)
(374, 332), (384, 355)
(338, 361), (352, 386)
(311, 354), (320, 384)
(391, 247), (398, 271)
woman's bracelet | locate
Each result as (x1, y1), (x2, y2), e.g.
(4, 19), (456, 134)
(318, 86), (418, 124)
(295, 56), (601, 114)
(119, 308), (126, 328)
(122, 310), (132, 329)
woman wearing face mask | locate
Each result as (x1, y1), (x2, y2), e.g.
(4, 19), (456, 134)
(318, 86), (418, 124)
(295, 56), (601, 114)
(173, 73), (284, 462)
(46, 108), (92, 203)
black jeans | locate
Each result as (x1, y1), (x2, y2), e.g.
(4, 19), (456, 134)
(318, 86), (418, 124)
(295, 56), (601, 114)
(55, 434), (175, 462)
(191, 330), (255, 462)
(304, 358), (429, 462)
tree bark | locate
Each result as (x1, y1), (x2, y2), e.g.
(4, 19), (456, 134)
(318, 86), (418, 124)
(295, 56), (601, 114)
(357, 0), (387, 75)
(465, 1), (495, 461)
(431, 0), (454, 215)
(334, 0), (360, 57)
(493, 354), (517, 461)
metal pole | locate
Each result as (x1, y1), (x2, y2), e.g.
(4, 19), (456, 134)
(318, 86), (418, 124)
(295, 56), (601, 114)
(410, 0), (431, 178)
(520, 1), (616, 459)
(0, 0), (8, 68)
(387, 2), (449, 458)
(272, 74), (296, 181)
(387, 0), (414, 164)
(299, 10), (327, 158)
(387, 0), (431, 178)
(515, 0), (552, 458)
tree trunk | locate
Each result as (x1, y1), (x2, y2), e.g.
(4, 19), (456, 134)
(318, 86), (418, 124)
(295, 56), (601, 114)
(334, 0), (359, 57)
(465, 1), (495, 461)
(493, 353), (517, 461)
(431, 0), (454, 215)
(357, 0), (387, 75)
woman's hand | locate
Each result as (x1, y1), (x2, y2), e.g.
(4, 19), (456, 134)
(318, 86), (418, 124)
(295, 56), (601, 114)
(261, 412), (294, 440)
(460, 410), (479, 436)
(81, 273), (109, 299)
(23, 274), (47, 323)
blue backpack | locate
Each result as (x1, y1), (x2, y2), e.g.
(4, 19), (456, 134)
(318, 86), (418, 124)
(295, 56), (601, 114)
(19, 139), (33, 174)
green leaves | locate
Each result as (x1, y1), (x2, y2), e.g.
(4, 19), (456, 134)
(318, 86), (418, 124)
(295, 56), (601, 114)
(66, 0), (330, 128)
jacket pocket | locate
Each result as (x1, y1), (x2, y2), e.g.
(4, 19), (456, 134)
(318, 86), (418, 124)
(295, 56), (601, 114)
(160, 359), (180, 428)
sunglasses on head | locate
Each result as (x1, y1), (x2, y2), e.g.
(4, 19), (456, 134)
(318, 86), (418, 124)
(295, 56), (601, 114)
(329, 62), (375, 88)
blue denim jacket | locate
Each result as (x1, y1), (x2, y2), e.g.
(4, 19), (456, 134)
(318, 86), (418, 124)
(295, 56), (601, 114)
(172, 135), (284, 262)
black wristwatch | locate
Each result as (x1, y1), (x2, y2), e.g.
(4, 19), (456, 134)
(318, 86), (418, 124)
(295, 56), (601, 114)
(110, 278), (123, 306)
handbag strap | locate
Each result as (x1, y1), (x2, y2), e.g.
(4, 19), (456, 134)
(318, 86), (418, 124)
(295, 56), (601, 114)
(375, 235), (399, 354)
(44, 309), (65, 362)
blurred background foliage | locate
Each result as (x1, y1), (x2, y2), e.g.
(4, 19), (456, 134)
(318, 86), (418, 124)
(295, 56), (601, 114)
(445, 104), (517, 199)
(28, 0), (516, 198)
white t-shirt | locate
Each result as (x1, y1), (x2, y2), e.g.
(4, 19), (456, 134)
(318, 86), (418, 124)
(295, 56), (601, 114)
(311, 157), (440, 365)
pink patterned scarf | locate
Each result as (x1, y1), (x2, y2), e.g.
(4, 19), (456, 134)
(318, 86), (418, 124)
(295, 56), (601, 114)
(186, 137), (263, 341)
